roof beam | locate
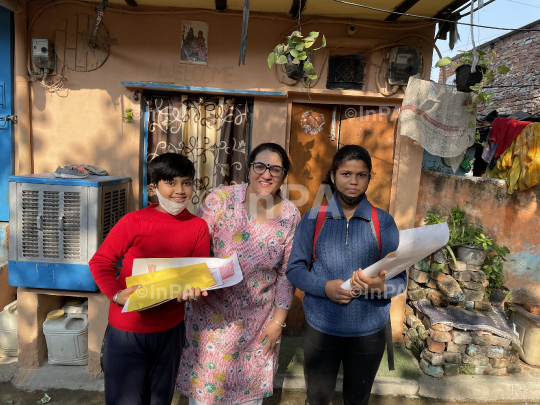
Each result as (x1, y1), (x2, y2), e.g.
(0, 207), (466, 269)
(385, 0), (421, 22)
(433, 0), (469, 18)
(215, 0), (227, 11)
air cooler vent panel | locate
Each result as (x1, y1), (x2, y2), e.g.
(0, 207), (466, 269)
(9, 174), (131, 291)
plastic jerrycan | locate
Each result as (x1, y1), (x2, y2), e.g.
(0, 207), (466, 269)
(43, 310), (89, 365)
(62, 298), (88, 315)
(0, 300), (18, 356)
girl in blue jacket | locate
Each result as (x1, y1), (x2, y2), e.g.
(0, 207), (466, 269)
(286, 145), (407, 405)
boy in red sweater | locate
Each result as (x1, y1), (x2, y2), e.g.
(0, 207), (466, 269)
(89, 153), (210, 405)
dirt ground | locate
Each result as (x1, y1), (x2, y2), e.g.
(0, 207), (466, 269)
(0, 384), (532, 405)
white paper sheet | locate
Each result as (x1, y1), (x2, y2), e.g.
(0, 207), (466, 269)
(340, 222), (450, 291)
(122, 253), (243, 312)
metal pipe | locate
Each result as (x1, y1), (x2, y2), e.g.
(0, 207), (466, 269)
(89, 0), (109, 48)
(13, 0), (32, 175)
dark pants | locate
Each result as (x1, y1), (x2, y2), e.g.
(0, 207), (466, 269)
(102, 321), (185, 405)
(302, 320), (386, 405)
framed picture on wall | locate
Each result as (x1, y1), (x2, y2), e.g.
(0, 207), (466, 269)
(180, 20), (209, 65)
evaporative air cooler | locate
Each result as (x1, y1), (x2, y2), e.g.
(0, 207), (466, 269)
(8, 174), (131, 291)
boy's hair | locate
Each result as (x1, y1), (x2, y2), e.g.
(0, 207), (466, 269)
(148, 153), (195, 185)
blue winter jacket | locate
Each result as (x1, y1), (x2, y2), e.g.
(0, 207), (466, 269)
(286, 193), (406, 337)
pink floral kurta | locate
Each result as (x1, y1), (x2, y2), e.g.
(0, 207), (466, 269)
(176, 184), (300, 405)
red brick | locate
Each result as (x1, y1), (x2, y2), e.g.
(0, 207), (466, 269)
(426, 337), (445, 353)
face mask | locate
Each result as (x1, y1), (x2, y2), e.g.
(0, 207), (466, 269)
(336, 188), (365, 205)
(154, 187), (189, 216)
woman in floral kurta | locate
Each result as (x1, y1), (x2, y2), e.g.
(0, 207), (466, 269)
(177, 143), (300, 405)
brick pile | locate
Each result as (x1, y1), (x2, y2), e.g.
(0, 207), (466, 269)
(407, 250), (491, 311)
(403, 305), (522, 377)
(404, 249), (522, 377)
(437, 21), (540, 115)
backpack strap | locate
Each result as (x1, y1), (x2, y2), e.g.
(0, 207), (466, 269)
(371, 204), (381, 261)
(371, 204), (394, 370)
(312, 203), (328, 262)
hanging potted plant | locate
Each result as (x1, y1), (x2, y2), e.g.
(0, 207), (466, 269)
(268, 31), (326, 84)
(482, 247), (511, 306)
(435, 49), (509, 93)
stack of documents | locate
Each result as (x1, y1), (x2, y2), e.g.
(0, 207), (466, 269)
(123, 253), (243, 312)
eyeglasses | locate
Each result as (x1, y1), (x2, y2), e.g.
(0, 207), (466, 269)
(250, 162), (286, 178)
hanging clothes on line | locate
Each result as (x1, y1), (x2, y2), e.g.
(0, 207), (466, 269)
(488, 118), (530, 159)
(400, 77), (475, 173)
(488, 122), (540, 194)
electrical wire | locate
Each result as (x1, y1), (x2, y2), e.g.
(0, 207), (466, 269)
(332, 0), (540, 32)
(506, 0), (540, 8)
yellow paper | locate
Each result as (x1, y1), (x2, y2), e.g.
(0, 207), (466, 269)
(125, 263), (216, 312)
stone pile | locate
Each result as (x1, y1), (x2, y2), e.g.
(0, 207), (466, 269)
(403, 304), (522, 377)
(407, 250), (492, 312)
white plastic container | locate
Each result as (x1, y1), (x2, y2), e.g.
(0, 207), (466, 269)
(43, 310), (89, 366)
(62, 298), (88, 315)
(0, 300), (18, 356)
(509, 304), (540, 366)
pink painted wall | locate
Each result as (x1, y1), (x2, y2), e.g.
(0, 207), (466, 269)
(415, 170), (540, 303)
(26, 3), (435, 209)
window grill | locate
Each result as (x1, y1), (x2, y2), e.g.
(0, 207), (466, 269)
(326, 53), (366, 90)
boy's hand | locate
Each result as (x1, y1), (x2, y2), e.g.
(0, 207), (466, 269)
(177, 287), (209, 302)
(116, 285), (141, 306)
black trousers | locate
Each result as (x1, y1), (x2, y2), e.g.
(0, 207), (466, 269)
(102, 321), (185, 405)
(302, 320), (386, 405)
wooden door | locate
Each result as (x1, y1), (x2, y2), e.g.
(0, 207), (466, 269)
(339, 106), (397, 211)
(285, 103), (397, 336)
(285, 103), (338, 336)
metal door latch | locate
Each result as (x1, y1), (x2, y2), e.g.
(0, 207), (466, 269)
(0, 115), (17, 127)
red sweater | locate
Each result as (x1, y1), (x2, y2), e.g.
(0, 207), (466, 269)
(89, 204), (210, 333)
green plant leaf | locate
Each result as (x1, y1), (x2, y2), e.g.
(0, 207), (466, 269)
(267, 53), (277, 68)
(309, 31), (320, 39)
(304, 41), (315, 49)
(470, 83), (481, 92)
(290, 49), (299, 58)
(290, 31), (302, 38)
(276, 55), (287, 64)
(313, 35), (327, 51)
(435, 57), (453, 67)
(491, 49), (497, 57)
(297, 54), (307, 61)
(485, 93), (494, 102)
(296, 43), (305, 51)
(307, 72), (317, 80)
(485, 71), (494, 83)
(303, 61), (313, 71)
(292, 58), (300, 64)
(498, 66), (510, 74)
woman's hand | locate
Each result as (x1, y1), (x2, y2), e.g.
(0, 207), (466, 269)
(177, 287), (209, 302)
(259, 321), (283, 355)
(350, 269), (387, 296)
(324, 279), (353, 304)
(115, 285), (141, 306)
